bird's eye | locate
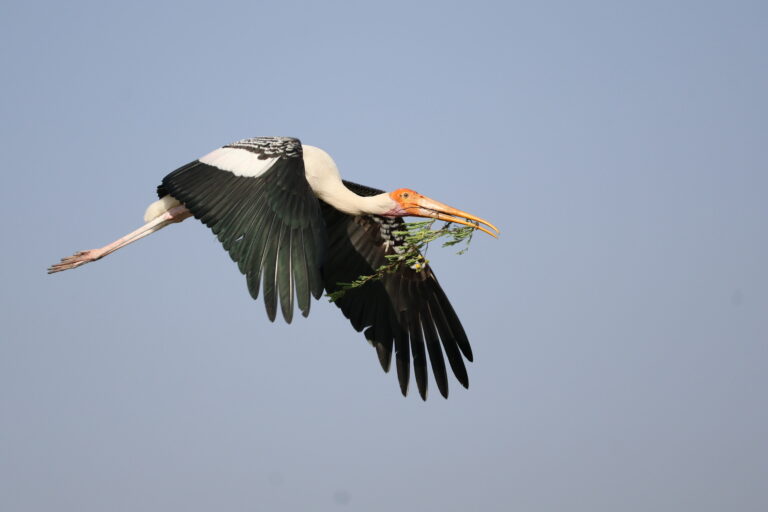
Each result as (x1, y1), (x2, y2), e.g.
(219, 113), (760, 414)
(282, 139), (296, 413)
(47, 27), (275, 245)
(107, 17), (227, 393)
(402, 192), (409, 199)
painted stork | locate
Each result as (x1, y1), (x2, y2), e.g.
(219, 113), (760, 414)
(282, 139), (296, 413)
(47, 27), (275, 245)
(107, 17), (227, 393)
(48, 137), (498, 399)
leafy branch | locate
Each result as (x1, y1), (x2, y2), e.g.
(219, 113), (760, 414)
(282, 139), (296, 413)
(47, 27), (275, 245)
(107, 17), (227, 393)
(327, 219), (478, 302)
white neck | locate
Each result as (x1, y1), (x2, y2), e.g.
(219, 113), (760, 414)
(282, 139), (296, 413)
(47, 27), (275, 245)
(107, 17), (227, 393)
(302, 145), (397, 216)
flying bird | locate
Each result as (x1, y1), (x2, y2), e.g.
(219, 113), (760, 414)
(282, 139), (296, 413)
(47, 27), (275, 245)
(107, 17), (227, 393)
(48, 137), (498, 399)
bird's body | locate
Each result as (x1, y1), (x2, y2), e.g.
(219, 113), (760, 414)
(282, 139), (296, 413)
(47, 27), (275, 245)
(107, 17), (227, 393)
(49, 137), (498, 399)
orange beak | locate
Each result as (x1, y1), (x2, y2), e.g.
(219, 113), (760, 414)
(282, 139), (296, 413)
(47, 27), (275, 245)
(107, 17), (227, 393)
(392, 189), (500, 238)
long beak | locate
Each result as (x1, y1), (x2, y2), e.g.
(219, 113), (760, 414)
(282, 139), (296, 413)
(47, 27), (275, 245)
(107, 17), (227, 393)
(403, 195), (500, 238)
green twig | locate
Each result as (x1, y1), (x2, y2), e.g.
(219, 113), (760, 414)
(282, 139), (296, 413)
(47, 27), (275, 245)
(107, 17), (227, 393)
(327, 219), (478, 302)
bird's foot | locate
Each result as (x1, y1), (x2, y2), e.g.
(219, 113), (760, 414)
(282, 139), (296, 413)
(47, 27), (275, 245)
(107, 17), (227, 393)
(47, 249), (102, 274)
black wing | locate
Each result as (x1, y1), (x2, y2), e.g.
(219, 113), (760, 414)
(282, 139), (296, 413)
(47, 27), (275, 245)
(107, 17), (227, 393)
(158, 137), (326, 323)
(321, 181), (474, 400)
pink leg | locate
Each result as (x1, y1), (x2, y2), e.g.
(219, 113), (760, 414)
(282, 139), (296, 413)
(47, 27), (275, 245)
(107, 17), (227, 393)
(48, 205), (192, 274)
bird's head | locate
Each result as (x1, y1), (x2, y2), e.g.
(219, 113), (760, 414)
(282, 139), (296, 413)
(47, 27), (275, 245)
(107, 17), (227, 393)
(385, 188), (499, 238)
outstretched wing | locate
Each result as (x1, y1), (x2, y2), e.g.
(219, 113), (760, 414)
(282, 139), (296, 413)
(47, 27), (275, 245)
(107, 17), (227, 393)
(158, 137), (326, 323)
(321, 181), (473, 400)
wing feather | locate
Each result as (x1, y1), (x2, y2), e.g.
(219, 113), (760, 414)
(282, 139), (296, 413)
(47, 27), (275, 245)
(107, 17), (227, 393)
(407, 283), (429, 400)
(321, 180), (474, 399)
(291, 228), (311, 317)
(159, 137), (325, 321)
(422, 307), (450, 398)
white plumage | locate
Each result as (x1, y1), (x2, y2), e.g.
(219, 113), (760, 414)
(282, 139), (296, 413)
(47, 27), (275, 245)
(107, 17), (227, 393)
(199, 147), (279, 177)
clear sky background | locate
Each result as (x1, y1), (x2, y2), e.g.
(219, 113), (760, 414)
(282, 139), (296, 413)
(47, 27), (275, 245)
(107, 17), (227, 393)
(1, 1), (766, 511)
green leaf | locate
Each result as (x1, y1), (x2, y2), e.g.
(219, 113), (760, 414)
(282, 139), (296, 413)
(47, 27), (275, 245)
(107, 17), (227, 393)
(327, 219), (478, 302)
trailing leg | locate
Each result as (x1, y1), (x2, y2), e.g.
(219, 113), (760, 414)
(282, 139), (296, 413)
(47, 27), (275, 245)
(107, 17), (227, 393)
(47, 204), (191, 274)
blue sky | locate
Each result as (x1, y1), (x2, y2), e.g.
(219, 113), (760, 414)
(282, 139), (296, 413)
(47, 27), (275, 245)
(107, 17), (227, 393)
(1, 1), (766, 511)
